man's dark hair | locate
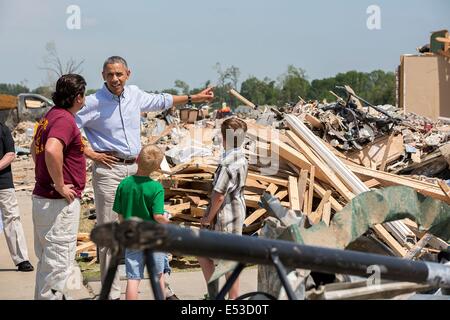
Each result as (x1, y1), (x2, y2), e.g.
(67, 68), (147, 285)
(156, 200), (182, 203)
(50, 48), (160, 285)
(103, 56), (128, 70)
(52, 74), (86, 109)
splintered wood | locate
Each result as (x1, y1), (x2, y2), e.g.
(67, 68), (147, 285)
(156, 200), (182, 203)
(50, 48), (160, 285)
(76, 233), (97, 259)
(157, 118), (448, 258)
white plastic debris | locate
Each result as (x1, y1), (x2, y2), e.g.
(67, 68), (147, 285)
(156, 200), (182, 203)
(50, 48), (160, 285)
(165, 145), (212, 164)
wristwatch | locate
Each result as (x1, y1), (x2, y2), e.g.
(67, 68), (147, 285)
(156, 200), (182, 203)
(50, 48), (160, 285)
(187, 95), (192, 105)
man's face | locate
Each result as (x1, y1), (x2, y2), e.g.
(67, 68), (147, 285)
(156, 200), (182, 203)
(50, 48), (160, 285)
(102, 63), (130, 96)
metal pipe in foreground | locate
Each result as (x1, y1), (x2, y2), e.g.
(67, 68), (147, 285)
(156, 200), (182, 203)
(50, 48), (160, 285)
(91, 221), (450, 289)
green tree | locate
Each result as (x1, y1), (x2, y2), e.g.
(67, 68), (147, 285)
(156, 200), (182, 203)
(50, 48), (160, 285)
(310, 70), (395, 105)
(212, 63), (242, 108)
(32, 86), (53, 98)
(309, 77), (338, 102)
(0, 83), (30, 95)
(366, 70), (395, 105)
(278, 65), (311, 106)
(214, 63), (240, 89)
(174, 80), (190, 95)
(161, 88), (179, 95)
(240, 76), (280, 106)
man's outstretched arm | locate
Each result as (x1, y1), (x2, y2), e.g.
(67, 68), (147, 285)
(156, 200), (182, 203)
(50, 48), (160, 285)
(171, 87), (215, 106)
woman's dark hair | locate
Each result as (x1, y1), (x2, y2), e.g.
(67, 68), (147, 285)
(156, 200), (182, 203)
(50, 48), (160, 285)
(52, 74), (86, 109)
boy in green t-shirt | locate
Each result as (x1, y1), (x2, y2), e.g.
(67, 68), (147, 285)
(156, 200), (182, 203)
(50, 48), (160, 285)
(113, 145), (170, 300)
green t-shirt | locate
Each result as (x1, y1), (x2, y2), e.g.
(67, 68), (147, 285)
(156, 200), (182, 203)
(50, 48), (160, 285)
(113, 175), (165, 222)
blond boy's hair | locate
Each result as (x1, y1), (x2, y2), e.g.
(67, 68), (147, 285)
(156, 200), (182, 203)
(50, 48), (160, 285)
(137, 145), (164, 175)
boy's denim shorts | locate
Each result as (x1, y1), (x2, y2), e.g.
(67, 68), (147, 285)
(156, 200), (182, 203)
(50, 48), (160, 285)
(125, 249), (171, 280)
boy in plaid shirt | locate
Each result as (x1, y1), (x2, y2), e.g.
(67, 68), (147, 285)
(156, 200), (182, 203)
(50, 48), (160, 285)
(199, 117), (248, 299)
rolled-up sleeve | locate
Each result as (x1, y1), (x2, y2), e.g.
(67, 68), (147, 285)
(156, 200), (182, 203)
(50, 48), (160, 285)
(139, 90), (173, 112)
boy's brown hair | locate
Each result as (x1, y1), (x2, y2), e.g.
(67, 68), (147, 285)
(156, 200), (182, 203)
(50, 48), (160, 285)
(137, 145), (164, 175)
(221, 117), (248, 149)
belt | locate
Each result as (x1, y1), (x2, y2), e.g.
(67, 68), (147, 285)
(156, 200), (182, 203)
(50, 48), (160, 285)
(115, 157), (136, 164)
(97, 151), (136, 164)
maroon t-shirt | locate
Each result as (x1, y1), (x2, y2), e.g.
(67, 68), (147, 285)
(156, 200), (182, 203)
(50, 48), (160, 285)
(33, 107), (86, 199)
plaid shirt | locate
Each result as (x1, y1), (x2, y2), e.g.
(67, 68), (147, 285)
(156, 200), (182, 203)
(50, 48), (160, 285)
(212, 148), (248, 234)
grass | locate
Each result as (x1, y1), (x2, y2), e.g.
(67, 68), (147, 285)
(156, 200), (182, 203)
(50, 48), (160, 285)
(77, 258), (101, 282)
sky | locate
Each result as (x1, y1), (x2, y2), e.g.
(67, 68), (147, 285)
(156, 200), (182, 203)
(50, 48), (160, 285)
(0, 0), (448, 91)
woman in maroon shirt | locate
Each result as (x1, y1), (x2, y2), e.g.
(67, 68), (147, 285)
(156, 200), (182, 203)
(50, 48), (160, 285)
(31, 74), (87, 300)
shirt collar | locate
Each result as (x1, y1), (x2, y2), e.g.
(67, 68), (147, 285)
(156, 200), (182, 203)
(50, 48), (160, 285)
(101, 83), (127, 101)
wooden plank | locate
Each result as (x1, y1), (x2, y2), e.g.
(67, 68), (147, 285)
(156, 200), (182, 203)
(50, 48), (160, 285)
(297, 170), (308, 210)
(169, 188), (209, 195)
(346, 135), (404, 169)
(437, 180), (450, 204)
(197, 163), (289, 187)
(76, 241), (96, 254)
(436, 36), (450, 44)
(275, 190), (289, 201)
(379, 133), (395, 171)
(285, 131), (354, 202)
(302, 190), (308, 213)
(270, 139), (313, 172)
(345, 162), (448, 203)
(243, 209), (267, 227)
(245, 178), (268, 190)
(401, 219), (449, 250)
(304, 114), (323, 129)
(229, 88), (256, 108)
(244, 182), (279, 226)
(404, 233), (433, 260)
(309, 190), (331, 225)
(313, 181), (343, 212)
(344, 85), (364, 110)
(288, 176), (301, 211)
(164, 202), (191, 215)
(185, 195), (209, 207)
(190, 206), (207, 218)
(77, 233), (90, 242)
(322, 201), (332, 226)
(372, 224), (408, 257)
(307, 166), (315, 216)
(171, 173), (212, 179)
(15, 185), (34, 191)
(247, 172), (288, 187)
(266, 183), (278, 196)
(364, 178), (381, 189)
(245, 194), (290, 209)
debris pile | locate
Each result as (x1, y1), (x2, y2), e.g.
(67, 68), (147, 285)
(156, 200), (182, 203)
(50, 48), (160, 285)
(6, 83), (450, 299)
(290, 88), (450, 178)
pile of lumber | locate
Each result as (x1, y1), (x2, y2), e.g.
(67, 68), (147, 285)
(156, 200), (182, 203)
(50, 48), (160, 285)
(158, 114), (449, 257)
